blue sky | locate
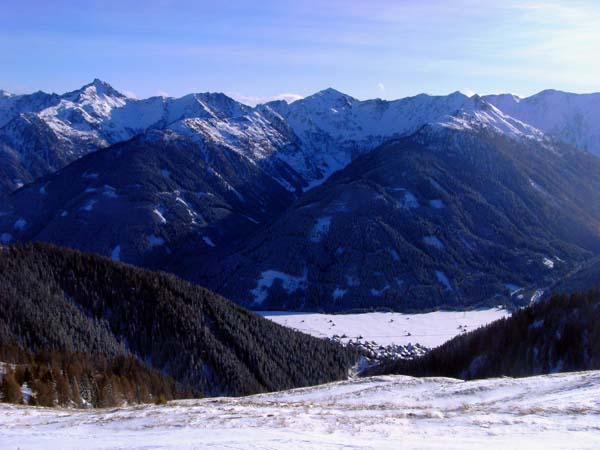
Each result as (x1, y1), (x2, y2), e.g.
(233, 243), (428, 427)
(2, 0), (600, 104)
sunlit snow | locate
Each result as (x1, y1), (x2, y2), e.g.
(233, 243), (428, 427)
(543, 257), (555, 269)
(153, 207), (167, 224)
(260, 309), (508, 348)
(2, 371), (598, 449)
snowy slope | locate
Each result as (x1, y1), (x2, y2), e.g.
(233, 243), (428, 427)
(259, 308), (510, 347)
(35, 81), (255, 149)
(0, 90), (60, 128)
(0, 81), (265, 195)
(0, 81), (256, 158)
(3, 81), (599, 195)
(2, 371), (599, 449)
(4, 83), (543, 193)
(171, 111), (298, 163)
(271, 89), (542, 144)
(264, 90), (546, 185)
(484, 90), (600, 156)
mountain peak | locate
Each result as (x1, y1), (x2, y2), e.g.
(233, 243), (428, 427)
(76, 79), (126, 99)
(55, 79), (130, 119)
(298, 88), (357, 109)
(464, 93), (490, 110)
(0, 89), (13, 98)
(443, 90), (471, 102)
(305, 87), (356, 101)
(163, 91), (252, 122)
(92, 77), (108, 85)
(535, 88), (566, 96)
(431, 94), (545, 141)
(193, 91), (239, 103)
(314, 87), (354, 99)
(319, 87), (345, 95)
(485, 93), (521, 101)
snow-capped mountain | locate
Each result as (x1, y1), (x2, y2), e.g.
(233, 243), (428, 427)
(0, 89), (61, 128)
(0, 81), (260, 195)
(484, 90), (600, 156)
(0, 80), (567, 198)
(2, 80), (600, 311)
(36, 79), (129, 148)
(2, 80), (599, 199)
(10, 79), (256, 152)
(262, 89), (547, 185)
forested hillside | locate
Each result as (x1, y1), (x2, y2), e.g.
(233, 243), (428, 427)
(0, 346), (195, 407)
(0, 243), (355, 407)
(197, 127), (600, 312)
(367, 289), (600, 379)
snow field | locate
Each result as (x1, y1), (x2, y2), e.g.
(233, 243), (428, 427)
(259, 308), (510, 348)
(1, 371), (599, 449)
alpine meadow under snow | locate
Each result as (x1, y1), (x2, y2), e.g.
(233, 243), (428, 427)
(2, 372), (600, 450)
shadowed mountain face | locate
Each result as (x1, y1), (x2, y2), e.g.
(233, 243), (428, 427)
(2, 81), (600, 312)
(188, 126), (600, 311)
(549, 256), (600, 296)
(0, 130), (301, 268)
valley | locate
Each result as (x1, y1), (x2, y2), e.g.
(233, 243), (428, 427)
(260, 308), (510, 359)
(3, 3), (600, 449)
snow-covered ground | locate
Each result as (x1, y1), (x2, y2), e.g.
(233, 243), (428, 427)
(259, 309), (510, 348)
(2, 371), (599, 449)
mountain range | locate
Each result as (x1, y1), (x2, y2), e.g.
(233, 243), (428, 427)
(1, 81), (600, 311)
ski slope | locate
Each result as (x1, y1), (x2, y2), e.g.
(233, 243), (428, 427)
(1, 371), (599, 449)
(259, 309), (510, 347)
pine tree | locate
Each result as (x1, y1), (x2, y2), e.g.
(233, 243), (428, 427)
(1, 370), (23, 404)
(55, 371), (71, 406)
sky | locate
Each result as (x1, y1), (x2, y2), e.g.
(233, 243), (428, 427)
(2, 0), (600, 104)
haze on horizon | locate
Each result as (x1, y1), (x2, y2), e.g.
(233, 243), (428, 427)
(2, 0), (600, 105)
